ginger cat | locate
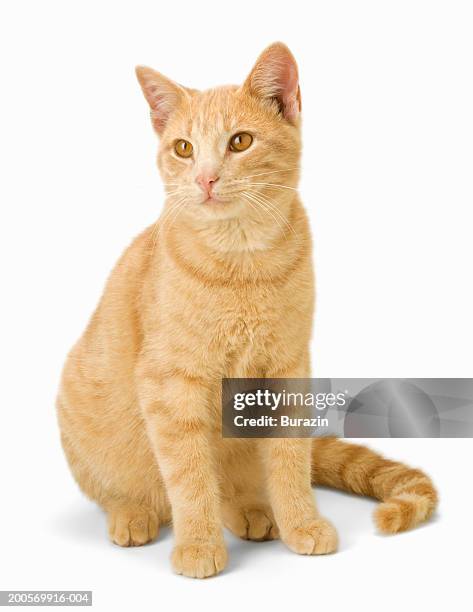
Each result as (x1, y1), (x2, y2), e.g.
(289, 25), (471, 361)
(57, 43), (437, 578)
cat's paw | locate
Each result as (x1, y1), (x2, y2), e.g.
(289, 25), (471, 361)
(108, 506), (159, 547)
(284, 518), (338, 555)
(171, 542), (228, 578)
(224, 505), (279, 541)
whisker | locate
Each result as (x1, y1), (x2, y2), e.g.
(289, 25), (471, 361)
(259, 195), (297, 236)
(147, 219), (160, 252)
(162, 199), (188, 236)
(164, 188), (187, 197)
(245, 189), (296, 236)
(236, 167), (300, 180)
(242, 182), (299, 192)
(241, 191), (288, 238)
(158, 197), (187, 235)
(149, 197), (188, 254)
(239, 193), (265, 225)
(240, 192), (279, 232)
(247, 191), (296, 236)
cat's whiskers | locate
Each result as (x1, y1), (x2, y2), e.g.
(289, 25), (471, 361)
(164, 188), (187, 198)
(240, 181), (298, 192)
(236, 167), (300, 180)
(241, 191), (288, 238)
(244, 189), (296, 236)
(147, 219), (160, 252)
(160, 203), (188, 242)
(159, 197), (188, 234)
(238, 194), (265, 226)
(149, 196), (188, 255)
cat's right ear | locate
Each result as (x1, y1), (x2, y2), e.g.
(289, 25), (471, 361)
(135, 66), (186, 135)
(242, 42), (301, 124)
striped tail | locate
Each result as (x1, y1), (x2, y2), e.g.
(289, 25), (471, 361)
(311, 437), (438, 533)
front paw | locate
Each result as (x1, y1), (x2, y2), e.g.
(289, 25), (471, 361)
(171, 542), (228, 578)
(284, 518), (338, 555)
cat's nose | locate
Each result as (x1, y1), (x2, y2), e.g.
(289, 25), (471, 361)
(196, 173), (219, 195)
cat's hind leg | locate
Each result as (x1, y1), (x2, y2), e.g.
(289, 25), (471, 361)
(221, 446), (334, 548)
(107, 501), (159, 547)
(223, 500), (279, 541)
(220, 440), (279, 541)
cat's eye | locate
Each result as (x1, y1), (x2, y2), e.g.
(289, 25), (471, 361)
(229, 132), (253, 152)
(174, 139), (193, 158)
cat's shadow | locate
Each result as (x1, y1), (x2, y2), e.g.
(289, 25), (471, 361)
(51, 486), (377, 572)
(51, 502), (113, 547)
(315, 487), (376, 551)
(224, 488), (377, 571)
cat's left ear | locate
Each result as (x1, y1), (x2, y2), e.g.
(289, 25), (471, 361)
(135, 66), (189, 135)
(242, 42), (301, 123)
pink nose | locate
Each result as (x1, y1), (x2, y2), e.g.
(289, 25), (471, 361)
(196, 173), (219, 195)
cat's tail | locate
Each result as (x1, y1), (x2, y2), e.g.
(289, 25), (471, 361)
(311, 437), (438, 534)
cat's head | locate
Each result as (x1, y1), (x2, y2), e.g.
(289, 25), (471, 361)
(136, 43), (301, 224)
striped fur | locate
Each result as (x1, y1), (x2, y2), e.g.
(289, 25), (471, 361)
(312, 437), (438, 533)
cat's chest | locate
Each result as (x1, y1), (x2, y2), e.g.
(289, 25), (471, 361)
(158, 272), (287, 374)
(212, 287), (275, 346)
(212, 292), (275, 376)
(190, 284), (279, 366)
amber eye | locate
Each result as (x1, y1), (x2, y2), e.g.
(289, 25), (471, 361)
(174, 139), (193, 158)
(229, 132), (253, 152)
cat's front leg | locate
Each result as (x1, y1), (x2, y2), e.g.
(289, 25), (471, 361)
(262, 363), (338, 556)
(138, 371), (227, 578)
(262, 437), (338, 555)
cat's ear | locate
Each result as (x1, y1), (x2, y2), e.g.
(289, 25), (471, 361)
(135, 66), (188, 135)
(243, 42), (301, 123)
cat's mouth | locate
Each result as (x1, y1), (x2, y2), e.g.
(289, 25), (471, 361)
(202, 194), (223, 205)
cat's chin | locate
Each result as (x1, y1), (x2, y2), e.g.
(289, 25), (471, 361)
(189, 198), (245, 222)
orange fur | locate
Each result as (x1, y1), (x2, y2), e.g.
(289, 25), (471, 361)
(311, 437), (438, 533)
(57, 43), (437, 578)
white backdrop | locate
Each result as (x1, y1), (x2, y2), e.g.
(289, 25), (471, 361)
(1, 1), (472, 611)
